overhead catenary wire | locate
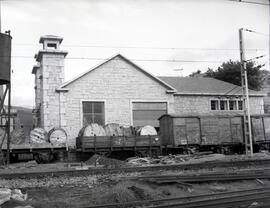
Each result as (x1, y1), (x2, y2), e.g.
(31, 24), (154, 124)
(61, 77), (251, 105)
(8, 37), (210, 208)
(243, 29), (270, 38)
(12, 43), (268, 52)
(4, 55), (225, 63)
(245, 54), (268, 62)
(228, 0), (270, 6)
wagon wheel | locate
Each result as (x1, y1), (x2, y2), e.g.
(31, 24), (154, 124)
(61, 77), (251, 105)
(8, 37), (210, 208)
(33, 152), (54, 164)
(48, 128), (67, 144)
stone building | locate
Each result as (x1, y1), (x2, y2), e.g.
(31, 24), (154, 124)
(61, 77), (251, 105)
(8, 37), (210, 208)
(32, 36), (266, 147)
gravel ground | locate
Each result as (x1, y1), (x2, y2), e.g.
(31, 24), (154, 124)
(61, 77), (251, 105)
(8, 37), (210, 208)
(2, 153), (270, 207)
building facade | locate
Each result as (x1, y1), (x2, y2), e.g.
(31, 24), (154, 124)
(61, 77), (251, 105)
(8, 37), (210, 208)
(32, 36), (265, 147)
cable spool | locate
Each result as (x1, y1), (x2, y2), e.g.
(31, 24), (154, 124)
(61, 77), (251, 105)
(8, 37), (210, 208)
(10, 128), (25, 145)
(104, 123), (124, 136)
(48, 128), (67, 145)
(78, 123), (106, 137)
(30, 128), (48, 144)
(137, 125), (157, 136)
(0, 128), (5, 145)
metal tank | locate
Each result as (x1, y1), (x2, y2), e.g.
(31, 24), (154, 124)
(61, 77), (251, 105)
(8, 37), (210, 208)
(0, 32), (12, 85)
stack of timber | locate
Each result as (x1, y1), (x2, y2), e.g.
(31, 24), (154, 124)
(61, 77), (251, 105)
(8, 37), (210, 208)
(48, 128), (67, 145)
(29, 128), (48, 144)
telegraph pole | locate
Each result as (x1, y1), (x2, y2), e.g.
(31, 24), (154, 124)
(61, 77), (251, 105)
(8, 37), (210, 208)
(0, 0), (2, 33)
(239, 28), (253, 156)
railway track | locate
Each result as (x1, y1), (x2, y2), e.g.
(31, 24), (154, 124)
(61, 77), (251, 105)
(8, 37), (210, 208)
(131, 169), (270, 183)
(85, 187), (270, 208)
(1, 158), (270, 179)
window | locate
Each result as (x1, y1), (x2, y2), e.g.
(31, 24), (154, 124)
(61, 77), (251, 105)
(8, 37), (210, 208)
(229, 100), (237, 110)
(47, 43), (57, 49)
(132, 102), (167, 127)
(210, 99), (243, 111)
(211, 100), (219, 110)
(220, 100), (228, 110)
(82, 101), (105, 126)
(238, 100), (243, 110)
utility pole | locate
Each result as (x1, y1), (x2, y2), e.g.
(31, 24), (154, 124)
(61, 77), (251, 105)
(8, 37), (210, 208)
(0, 0), (2, 33)
(239, 28), (253, 156)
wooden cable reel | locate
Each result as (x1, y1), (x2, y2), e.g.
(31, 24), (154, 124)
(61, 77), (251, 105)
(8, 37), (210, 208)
(48, 128), (67, 144)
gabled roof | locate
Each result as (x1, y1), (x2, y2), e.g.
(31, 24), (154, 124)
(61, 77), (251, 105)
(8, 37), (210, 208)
(58, 54), (176, 92)
(158, 76), (265, 96)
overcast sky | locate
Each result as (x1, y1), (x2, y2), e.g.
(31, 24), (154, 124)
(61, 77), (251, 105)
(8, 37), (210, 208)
(1, 0), (269, 108)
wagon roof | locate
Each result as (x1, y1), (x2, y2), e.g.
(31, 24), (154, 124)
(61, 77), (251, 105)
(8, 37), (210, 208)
(159, 113), (270, 120)
(158, 76), (265, 96)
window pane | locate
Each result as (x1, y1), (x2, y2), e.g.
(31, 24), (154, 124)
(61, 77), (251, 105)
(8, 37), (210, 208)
(82, 102), (93, 113)
(93, 114), (105, 125)
(220, 100), (228, 110)
(238, 101), (243, 110)
(211, 100), (218, 110)
(93, 102), (104, 113)
(82, 102), (105, 126)
(133, 102), (167, 110)
(133, 110), (167, 120)
(83, 114), (94, 126)
(229, 100), (237, 110)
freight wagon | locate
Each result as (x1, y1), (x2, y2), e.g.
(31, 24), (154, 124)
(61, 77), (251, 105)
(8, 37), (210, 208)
(76, 135), (161, 157)
(159, 113), (270, 154)
(1, 128), (68, 163)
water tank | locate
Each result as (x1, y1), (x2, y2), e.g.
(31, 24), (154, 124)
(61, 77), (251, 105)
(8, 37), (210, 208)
(0, 33), (12, 85)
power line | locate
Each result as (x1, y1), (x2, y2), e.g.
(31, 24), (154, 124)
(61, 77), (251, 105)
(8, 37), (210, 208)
(243, 29), (270, 37)
(229, 0), (270, 6)
(245, 54), (268, 62)
(6, 55), (225, 63)
(12, 43), (268, 52)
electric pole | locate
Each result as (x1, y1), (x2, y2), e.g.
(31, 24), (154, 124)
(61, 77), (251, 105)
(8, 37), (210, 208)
(239, 28), (253, 156)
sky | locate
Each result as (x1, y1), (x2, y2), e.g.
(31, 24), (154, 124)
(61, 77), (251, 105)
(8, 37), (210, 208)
(1, 0), (269, 108)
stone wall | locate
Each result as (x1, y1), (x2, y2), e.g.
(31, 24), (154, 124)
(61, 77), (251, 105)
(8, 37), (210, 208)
(60, 56), (174, 146)
(40, 54), (65, 131)
(174, 95), (264, 115)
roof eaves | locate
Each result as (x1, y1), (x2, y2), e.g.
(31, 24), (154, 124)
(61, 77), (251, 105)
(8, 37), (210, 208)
(58, 53), (120, 89)
(59, 53), (177, 91)
(116, 54), (176, 91)
(174, 92), (266, 96)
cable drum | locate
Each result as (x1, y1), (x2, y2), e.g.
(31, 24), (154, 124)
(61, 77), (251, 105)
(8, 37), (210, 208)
(10, 128), (25, 145)
(30, 128), (48, 144)
(104, 123), (124, 136)
(0, 128), (5, 145)
(48, 128), (67, 145)
(137, 125), (157, 136)
(78, 123), (106, 137)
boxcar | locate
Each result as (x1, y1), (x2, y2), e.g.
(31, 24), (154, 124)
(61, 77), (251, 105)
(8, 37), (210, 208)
(159, 113), (270, 154)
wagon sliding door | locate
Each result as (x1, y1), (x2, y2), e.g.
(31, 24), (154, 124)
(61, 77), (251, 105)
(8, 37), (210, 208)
(173, 118), (200, 146)
(132, 102), (167, 127)
(263, 117), (270, 141)
(252, 117), (265, 142)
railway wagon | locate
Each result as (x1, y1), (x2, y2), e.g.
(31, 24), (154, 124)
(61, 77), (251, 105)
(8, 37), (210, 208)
(251, 115), (270, 150)
(159, 113), (270, 154)
(76, 135), (161, 157)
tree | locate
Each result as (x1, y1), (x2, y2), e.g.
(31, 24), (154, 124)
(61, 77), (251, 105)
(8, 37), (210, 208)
(189, 70), (202, 77)
(204, 60), (267, 90)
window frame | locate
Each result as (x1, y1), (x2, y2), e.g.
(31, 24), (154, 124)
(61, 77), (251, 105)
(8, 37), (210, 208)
(80, 100), (106, 127)
(210, 98), (243, 111)
(130, 100), (169, 126)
